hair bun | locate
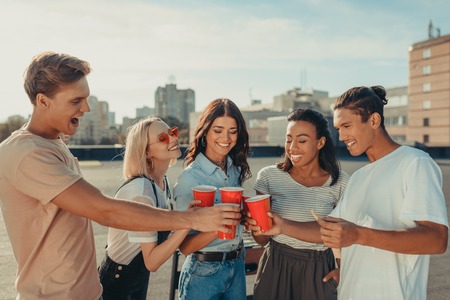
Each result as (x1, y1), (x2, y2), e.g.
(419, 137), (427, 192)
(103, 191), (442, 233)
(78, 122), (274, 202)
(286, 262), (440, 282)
(371, 85), (388, 105)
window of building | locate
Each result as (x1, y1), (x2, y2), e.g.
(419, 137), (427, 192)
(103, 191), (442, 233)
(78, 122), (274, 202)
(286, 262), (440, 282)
(423, 118), (429, 127)
(423, 134), (429, 144)
(385, 116), (392, 126)
(393, 116), (399, 125)
(422, 100), (431, 109)
(387, 95), (408, 107)
(384, 115), (407, 126)
(423, 49), (431, 59)
(423, 83), (431, 92)
(392, 135), (406, 142)
(423, 65), (431, 75)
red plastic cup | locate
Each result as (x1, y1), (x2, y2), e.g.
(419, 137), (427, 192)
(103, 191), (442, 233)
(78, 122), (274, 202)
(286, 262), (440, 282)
(192, 185), (217, 207)
(245, 194), (272, 232)
(242, 195), (252, 213)
(219, 187), (244, 206)
(216, 203), (240, 240)
(242, 194), (253, 230)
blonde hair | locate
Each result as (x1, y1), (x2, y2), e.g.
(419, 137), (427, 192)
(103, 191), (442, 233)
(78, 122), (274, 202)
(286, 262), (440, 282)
(122, 117), (162, 180)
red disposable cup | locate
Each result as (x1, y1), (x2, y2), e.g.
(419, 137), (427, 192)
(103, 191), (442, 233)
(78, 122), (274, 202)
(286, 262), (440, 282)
(242, 194), (253, 230)
(245, 194), (272, 232)
(192, 185), (217, 207)
(242, 195), (252, 213)
(220, 187), (244, 206)
(216, 203), (240, 240)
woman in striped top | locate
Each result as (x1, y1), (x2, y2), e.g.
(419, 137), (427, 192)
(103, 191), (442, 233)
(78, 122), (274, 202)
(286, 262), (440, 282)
(249, 108), (349, 300)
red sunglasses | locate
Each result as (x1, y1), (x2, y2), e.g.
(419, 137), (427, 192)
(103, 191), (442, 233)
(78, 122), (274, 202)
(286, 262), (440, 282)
(149, 126), (179, 145)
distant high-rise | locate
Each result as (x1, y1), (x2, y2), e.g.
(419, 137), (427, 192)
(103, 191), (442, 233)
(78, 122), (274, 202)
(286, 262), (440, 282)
(154, 83), (195, 124)
(408, 33), (450, 146)
(71, 96), (117, 144)
(273, 88), (328, 112)
(136, 106), (155, 119)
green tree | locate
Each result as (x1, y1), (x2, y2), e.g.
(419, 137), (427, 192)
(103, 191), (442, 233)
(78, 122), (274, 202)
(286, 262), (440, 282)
(0, 117), (27, 143)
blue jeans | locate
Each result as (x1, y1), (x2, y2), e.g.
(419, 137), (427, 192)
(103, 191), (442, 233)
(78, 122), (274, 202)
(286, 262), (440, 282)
(178, 249), (246, 300)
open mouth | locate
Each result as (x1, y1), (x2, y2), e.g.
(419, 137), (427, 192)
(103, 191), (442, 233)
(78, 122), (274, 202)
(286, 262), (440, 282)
(347, 141), (356, 147)
(217, 142), (230, 147)
(70, 118), (79, 126)
(290, 154), (302, 160)
(168, 144), (180, 151)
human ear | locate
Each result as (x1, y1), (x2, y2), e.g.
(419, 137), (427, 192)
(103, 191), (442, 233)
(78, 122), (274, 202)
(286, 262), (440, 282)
(318, 137), (326, 149)
(370, 113), (381, 128)
(36, 93), (49, 109)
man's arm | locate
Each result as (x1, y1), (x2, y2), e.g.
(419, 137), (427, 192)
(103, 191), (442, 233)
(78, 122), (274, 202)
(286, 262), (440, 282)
(319, 217), (448, 254)
(52, 179), (241, 233)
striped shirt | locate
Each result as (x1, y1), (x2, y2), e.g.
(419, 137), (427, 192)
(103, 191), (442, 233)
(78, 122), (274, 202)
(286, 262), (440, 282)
(253, 165), (349, 250)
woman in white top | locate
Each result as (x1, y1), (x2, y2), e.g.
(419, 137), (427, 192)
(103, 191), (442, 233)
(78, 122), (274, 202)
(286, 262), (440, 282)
(98, 117), (197, 300)
(248, 109), (349, 300)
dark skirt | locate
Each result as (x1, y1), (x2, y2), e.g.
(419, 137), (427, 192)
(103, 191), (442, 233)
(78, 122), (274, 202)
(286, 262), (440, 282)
(253, 239), (338, 300)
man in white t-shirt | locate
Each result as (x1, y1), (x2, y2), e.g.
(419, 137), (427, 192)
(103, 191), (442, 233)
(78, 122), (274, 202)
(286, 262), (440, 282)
(0, 51), (240, 300)
(318, 86), (448, 299)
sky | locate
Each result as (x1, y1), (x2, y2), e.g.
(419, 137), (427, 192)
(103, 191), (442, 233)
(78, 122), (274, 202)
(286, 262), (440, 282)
(1, 0), (450, 123)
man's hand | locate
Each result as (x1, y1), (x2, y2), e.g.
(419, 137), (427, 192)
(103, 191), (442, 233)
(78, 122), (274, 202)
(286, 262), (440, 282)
(318, 216), (359, 248)
(190, 204), (241, 233)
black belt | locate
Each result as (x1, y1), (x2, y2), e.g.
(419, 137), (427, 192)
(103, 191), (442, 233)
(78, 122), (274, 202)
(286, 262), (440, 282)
(194, 244), (243, 262)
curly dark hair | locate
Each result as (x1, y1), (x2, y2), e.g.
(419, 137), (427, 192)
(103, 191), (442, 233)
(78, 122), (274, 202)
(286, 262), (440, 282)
(184, 98), (251, 185)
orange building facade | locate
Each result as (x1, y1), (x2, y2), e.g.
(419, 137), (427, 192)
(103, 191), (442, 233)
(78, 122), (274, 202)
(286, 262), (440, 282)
(408, 34), (450, 146)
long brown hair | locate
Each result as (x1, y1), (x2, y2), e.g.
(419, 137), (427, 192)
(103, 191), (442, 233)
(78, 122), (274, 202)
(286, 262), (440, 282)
(184, 98), (251, 185)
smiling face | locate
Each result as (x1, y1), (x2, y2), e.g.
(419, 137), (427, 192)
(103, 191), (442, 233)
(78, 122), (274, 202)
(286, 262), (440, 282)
(204, 116), (238, 162)
(40, 76), (90, 139)
(147, 120), (181, 163)
(285, 120), (324, 168)
(333, 107), (376, 156)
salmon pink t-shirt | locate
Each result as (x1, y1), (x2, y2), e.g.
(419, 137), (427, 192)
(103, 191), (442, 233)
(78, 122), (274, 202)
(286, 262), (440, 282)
(0, 129), (102, 299)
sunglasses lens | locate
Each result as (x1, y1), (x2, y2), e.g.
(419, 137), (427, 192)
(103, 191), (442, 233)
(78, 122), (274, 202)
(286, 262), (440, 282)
(158, 133), (170, 144)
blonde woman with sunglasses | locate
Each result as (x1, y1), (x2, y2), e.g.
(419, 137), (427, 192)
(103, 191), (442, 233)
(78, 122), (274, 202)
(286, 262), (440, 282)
(99, 117), (198, 300)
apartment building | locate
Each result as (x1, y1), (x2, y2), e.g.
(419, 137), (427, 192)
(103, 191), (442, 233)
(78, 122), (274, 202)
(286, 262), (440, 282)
(384, 86), (408, 143)
(408, 33), (450, 146)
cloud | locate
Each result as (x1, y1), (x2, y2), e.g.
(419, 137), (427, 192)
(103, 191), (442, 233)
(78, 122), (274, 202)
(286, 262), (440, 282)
(1, 0), (450, 122)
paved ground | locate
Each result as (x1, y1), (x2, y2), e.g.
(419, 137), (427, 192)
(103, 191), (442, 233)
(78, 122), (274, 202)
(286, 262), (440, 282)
(0, 157), (449, 300)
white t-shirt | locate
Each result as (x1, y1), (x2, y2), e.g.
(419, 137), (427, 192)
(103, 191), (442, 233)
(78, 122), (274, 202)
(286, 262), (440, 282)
(106, 177), (169, 264)
(330, 146), (448, 300)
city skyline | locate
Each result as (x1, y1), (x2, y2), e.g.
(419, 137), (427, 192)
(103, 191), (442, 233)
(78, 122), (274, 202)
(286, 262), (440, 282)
(1, 0), (450, 123)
